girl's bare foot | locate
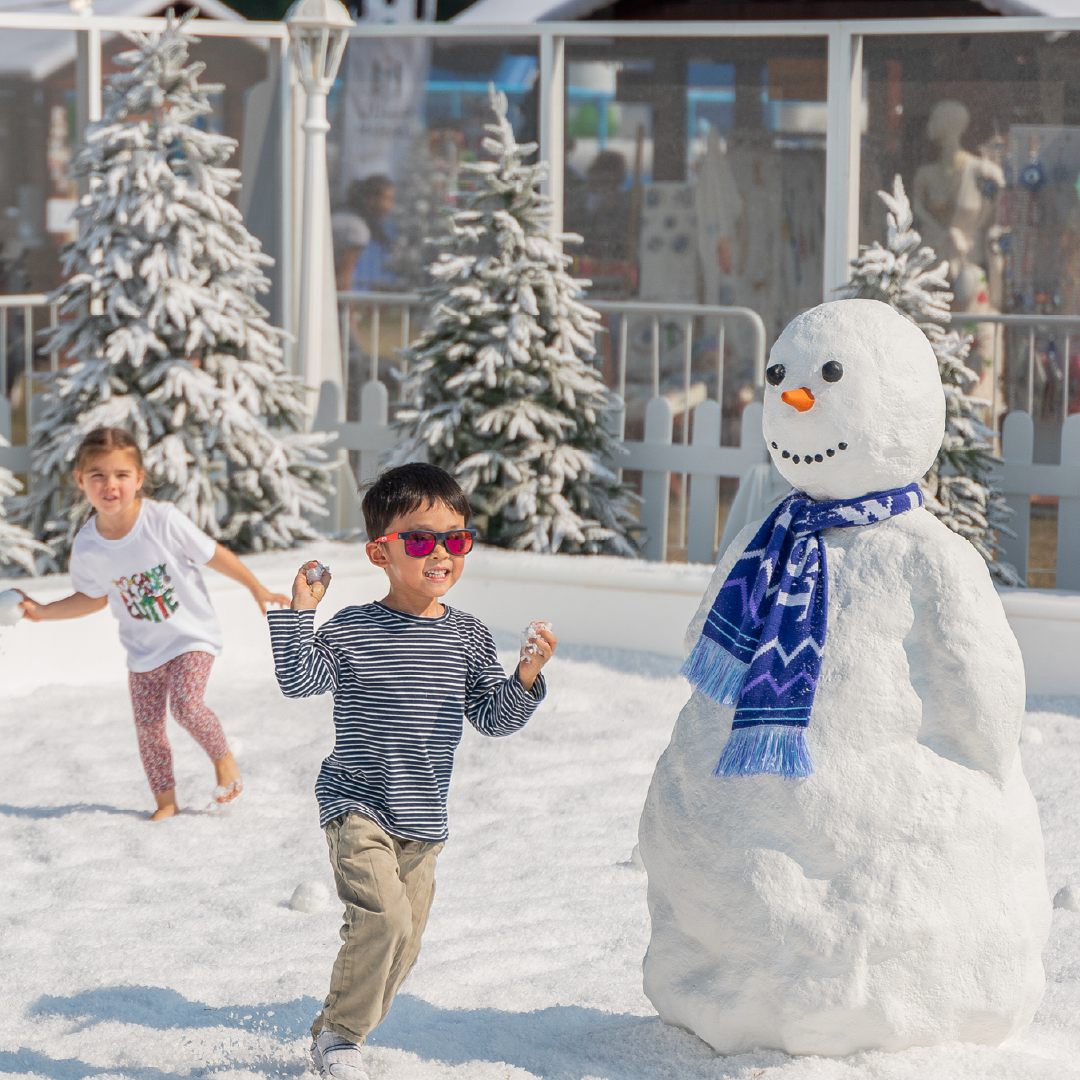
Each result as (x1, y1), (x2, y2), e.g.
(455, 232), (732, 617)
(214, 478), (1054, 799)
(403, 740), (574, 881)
(151, 790), (180, 821)
(213, 751), (243, 804)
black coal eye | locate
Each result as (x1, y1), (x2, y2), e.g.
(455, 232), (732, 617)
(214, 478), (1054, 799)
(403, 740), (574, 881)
(821, 360), (844, 383)
(766, 364), (786, 387)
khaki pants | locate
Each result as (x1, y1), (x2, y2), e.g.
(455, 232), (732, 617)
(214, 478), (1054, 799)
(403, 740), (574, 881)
(312, 812), (442, 1044)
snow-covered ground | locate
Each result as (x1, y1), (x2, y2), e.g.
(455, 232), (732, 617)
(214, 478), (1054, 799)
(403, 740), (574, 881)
(2, 558), (1080, 1080)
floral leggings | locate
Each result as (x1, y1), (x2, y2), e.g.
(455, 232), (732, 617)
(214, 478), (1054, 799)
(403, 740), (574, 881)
(129, 651), (228, 795)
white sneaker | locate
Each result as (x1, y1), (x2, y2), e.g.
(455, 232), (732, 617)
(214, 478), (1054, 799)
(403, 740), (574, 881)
(312, 1027), (369, 1080)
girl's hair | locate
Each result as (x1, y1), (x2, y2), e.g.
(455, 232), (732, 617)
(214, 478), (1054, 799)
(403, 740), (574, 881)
(74, 427), (145, 474)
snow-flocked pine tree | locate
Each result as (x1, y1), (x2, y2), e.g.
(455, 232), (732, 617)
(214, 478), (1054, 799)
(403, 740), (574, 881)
(392, 88), (640, 556)
(845, 175), (1021, 586)
(0, 449), (49, 574)
(19, 9), (332, 561)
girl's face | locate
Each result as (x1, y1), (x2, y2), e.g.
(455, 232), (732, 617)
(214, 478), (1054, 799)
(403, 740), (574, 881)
(75, 449), (144, 519)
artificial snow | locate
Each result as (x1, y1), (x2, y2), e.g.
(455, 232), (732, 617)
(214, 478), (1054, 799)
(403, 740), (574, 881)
(1, 550), (1079, 1079)
(1055, 886), (1080, 913)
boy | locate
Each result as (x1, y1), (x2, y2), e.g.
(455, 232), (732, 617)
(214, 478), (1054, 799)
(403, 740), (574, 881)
(268, 463), (555, 1080)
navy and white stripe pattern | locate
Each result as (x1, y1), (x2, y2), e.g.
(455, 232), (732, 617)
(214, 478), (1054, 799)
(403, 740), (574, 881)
(681, 483), (923, 778)
(268, 603), (544, 841)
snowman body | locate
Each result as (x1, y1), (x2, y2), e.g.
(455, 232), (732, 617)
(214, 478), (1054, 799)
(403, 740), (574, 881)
(639, 300), (1050, 1055)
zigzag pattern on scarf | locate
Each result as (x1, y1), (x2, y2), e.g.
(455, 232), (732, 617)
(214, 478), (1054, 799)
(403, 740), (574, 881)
(683, 483), (923, 779)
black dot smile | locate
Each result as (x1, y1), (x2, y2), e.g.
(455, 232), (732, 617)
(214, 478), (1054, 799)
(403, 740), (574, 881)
(771, 441), (848, 464)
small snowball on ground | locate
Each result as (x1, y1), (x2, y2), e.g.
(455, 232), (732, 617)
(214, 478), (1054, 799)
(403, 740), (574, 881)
(290, 881), (330, 913)
(1054, 885), (1080, 912)
(1021, 727), (1044, 744)
(0, 589), (24, 627)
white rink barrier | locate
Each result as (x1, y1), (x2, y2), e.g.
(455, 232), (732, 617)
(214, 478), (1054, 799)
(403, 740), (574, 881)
(2, 543), (1077, 698)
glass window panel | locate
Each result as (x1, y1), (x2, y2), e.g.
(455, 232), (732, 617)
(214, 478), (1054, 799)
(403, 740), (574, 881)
(862, 31), (1080, 475)
(566, 35), (827, 448)
(0, 28), (75, 442)
(185, 34), (280, 322)
(328, 33), (539, 426)
(0, 29), (77, 300)
(328, 34), (539, 294)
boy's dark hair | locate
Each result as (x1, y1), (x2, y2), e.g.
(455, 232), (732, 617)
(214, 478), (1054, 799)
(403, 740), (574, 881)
(361, 463), (471, 540)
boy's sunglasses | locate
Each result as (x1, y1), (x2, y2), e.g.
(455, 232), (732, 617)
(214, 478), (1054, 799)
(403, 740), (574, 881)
(374, 528), (478, 558)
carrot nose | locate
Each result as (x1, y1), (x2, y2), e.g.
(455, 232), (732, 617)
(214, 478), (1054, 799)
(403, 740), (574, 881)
(781, 387), (815, 412)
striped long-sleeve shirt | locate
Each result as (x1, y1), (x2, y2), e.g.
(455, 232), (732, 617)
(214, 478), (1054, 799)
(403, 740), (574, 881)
(268, 603), (545, 841)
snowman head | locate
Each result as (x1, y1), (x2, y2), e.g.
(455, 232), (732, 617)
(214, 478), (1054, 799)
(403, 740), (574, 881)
(762, 299), (945, 501)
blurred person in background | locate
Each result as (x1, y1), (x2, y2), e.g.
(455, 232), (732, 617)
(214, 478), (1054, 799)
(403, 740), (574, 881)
(332, 209), (371, 293)
(347, 175), (398, 291)
(569, 150), (631, 262)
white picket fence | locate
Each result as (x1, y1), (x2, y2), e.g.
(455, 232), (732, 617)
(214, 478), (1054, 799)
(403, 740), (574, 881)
(3, 290), (1080, 578)
(1000, 410), (1080, 589)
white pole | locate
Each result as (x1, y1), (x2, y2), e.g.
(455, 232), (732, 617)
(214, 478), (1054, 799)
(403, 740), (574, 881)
(823, 29), (863, 299)
(298, 78), (329, 393)
(539, 31), (565, 238)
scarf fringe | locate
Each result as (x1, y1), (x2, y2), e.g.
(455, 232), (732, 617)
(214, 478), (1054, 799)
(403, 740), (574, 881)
(680, 635), (749, 706)
(713, 724), (814, 779)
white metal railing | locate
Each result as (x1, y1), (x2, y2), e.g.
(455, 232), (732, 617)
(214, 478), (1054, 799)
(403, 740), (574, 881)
(999, 411), (1080, 590)
(949, 311), (1080, 448)
(335, 291), (767, 561)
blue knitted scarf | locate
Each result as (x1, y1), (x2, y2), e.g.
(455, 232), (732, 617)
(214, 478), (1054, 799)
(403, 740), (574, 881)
(682, 483), (924, 779)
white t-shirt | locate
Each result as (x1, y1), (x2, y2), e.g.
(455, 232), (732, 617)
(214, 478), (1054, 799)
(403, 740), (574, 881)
(70, 500), (223, 673)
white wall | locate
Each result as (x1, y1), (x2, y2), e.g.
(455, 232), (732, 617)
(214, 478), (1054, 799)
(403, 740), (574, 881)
(2, 544), (1077, 698)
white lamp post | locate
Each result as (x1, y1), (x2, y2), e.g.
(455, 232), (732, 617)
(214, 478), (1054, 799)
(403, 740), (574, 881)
(286, 0), (353, 391)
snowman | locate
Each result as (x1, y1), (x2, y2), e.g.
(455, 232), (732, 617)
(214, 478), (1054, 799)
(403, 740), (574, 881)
(638, 299), (1050, 1056)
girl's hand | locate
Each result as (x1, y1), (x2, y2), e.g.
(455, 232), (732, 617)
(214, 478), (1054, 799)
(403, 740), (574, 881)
(15, 591), (44, 622)
(252, 585), (290, 614)
(518, 623), (556, 692)
(13, 590), (107, 621)
(292, 561), (331, 611)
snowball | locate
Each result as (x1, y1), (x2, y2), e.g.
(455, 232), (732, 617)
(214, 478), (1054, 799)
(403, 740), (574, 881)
(1054, 885), (1080, 912)
(519, 621), (552, 661)
(305, 562), (330, 585)
(289, 880), (329, 913)
(305, 563), (330, 601)
(0, 590), (24, 627)
(1021, 727), (1044, 745)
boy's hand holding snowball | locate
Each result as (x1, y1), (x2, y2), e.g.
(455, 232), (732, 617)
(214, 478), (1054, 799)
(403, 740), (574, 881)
(518, 621), (556, 691)
(291, 560), (332, 610)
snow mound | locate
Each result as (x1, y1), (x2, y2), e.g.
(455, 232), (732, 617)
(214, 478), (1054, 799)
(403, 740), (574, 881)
(290, 881), (330, 913)
(1054, 885), (1080, 912)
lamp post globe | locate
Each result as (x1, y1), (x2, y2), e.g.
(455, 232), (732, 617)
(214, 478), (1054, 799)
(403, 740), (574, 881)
(285, 0), (353, 96)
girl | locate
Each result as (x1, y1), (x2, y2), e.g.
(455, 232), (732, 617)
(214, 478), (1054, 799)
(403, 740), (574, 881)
(17, 427), (289, 820)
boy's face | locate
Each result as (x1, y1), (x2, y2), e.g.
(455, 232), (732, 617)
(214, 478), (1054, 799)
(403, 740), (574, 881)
(366, 500), (468, 605)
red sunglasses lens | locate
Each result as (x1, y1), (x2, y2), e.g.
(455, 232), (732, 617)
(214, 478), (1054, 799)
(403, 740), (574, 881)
(403, 532), (436, 557)
(445, 531), (474, 556)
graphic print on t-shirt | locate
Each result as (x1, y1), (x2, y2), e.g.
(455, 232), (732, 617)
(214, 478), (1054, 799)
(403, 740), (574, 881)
(113, 563), (179, 623)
